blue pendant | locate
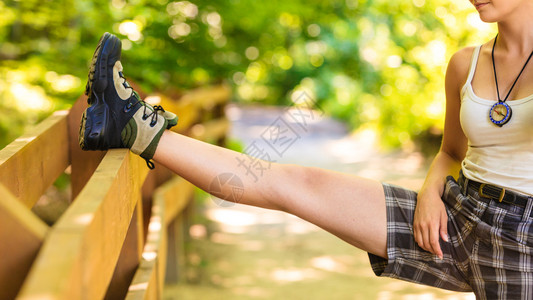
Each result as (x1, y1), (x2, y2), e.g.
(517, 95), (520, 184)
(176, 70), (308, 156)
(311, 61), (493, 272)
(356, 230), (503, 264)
(489, 101), (512, 127)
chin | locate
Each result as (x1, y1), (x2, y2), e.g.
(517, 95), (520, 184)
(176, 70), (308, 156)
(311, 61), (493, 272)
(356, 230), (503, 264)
(478, 12), (499, 23)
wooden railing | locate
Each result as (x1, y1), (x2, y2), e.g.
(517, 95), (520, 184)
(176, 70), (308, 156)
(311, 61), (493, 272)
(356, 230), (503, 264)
(0, 84), (231, 299)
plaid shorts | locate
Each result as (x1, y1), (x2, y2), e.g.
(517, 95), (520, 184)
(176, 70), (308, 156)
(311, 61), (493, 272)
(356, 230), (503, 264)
(368, 174), (533, 299)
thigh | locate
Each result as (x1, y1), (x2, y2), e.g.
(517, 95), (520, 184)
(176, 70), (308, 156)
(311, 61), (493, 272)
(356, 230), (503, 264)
(275, 165), (388, 258)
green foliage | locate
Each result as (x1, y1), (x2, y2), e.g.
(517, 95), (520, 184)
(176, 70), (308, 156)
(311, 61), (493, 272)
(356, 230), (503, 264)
(225, 137), (245, 153)
(0, 0), (496, 149)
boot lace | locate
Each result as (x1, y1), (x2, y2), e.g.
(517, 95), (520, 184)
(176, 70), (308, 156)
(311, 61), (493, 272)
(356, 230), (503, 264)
(119, 71), (166, 170)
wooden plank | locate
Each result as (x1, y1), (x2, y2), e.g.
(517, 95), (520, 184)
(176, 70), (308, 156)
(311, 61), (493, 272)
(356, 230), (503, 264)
(161, 178), (194, 284)
(68, 95), (106, 200)
(165, 216), (179, 284)
(0, 110), (70, 208)
(141, 162), (173, 209)
(160, 177), (194, 226)
(147, 196), (166, 299)
(158, 215), (168, 295)
(0, 184), (48, 300)
(152, 190), (168, 296)
(18, 150), (148, 300)
(181, 84), (231, 110)
(157, 84), (230, 112)
(152, 84), (230, 132)
(126, 187), (167, 300)
(126, 259), (158, 300)
(126, 176), (193, 298)
(165, 215), (184, 285)
(166, 201), (194, 284)
(156, 95), (198, 131)
(189, 118), (230, 142)
(104, 197), (144, 300)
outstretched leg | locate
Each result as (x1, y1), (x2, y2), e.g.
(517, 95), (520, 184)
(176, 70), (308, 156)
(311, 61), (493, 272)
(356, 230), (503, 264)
(79, 32), (388, 259)
(153, 130), (388, 258)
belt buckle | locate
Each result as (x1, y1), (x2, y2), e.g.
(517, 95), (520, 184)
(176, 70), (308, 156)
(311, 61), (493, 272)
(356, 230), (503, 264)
(479, 183), (506, 203)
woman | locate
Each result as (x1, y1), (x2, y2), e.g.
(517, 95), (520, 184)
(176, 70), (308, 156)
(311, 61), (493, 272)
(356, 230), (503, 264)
(79, 0), (533, 298)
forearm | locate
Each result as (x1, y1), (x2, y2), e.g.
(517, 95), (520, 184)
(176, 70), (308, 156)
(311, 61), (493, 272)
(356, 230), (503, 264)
(420, 150), (463, 197)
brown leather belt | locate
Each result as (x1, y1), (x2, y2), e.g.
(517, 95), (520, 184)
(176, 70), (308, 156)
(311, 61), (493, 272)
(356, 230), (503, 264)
(458, 173), (530, 208)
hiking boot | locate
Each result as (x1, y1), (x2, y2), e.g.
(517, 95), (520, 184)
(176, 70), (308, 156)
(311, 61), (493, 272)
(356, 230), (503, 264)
(79, 32), (178, 168)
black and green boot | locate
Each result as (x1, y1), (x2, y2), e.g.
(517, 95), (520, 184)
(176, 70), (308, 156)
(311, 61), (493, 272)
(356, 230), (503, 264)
(79, 32), (178, 168)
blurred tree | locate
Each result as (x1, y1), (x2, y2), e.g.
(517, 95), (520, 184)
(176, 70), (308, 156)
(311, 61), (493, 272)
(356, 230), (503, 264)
(0, 0), (496, 149)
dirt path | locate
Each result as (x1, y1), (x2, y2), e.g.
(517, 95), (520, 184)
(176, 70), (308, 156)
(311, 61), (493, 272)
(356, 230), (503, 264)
(164, 104), (475, 300)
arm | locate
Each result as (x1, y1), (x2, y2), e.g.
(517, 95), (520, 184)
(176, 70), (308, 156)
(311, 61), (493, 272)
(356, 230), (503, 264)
(413, 47), (472, 259)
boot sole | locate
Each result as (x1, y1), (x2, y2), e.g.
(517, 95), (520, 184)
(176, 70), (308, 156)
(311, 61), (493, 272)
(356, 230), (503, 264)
(85, 32), (122, 105)
(80, 33), (122, 150)
(79, 102), (110, 150)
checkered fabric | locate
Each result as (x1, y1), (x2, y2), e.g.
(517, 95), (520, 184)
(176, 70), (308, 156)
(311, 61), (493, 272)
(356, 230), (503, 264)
(368, 175), (533, 299)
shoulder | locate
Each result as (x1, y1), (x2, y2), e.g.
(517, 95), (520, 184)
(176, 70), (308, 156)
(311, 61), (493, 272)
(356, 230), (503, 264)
(446, 46), (476, 79)
(445, 46), (477, 92)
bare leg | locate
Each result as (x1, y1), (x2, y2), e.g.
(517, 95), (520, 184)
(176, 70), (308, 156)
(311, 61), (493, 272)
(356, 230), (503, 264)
(153, 130), (388, 258)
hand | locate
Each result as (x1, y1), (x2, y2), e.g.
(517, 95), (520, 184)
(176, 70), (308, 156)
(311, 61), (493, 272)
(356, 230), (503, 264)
(413, 190), (449, 259)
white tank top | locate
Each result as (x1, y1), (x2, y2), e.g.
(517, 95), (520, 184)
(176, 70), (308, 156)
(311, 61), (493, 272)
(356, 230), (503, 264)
(460, 45), (533, 196)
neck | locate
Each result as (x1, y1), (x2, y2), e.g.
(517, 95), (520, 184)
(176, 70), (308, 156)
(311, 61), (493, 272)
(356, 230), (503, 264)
(496, 4), (533, 54)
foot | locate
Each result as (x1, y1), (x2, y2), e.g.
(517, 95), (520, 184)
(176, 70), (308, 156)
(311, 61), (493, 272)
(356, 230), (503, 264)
(79, 32), (178, 168)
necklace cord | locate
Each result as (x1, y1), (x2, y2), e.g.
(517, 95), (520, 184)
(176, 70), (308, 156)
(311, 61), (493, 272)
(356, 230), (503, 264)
(491, 34), (533, 102)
